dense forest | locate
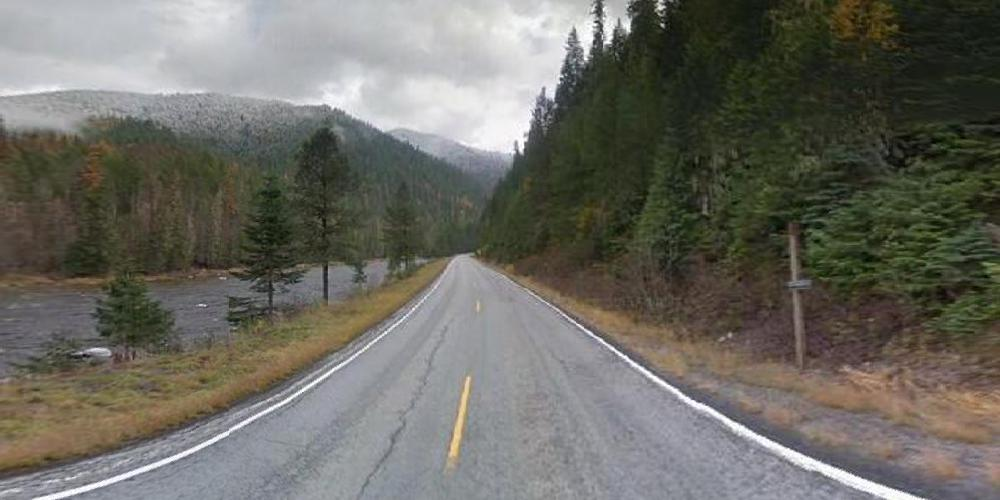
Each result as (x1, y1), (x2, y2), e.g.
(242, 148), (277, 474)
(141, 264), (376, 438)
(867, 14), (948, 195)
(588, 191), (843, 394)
(482, 0), (1000, 347)
(0, 119), (252, 274)
(0, 115), (483, 276)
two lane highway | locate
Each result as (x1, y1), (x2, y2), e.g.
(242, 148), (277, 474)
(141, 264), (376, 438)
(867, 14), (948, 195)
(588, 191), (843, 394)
(13, 256), (915, 499)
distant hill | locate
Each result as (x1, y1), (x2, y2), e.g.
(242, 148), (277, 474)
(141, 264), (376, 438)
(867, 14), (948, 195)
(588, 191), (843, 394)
(0, 90), (485, 257)
(389, 128), (511, 188)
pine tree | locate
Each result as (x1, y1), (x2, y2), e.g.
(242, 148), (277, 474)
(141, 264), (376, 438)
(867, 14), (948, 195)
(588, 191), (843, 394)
(351, 258), (368, 289)
(293, 126), (355, 303)
(236, 175), (304, 316)
(610, 18), (627, 61)
(555, 28), (586, 111)
(383, 182), (420, 276)
(529, 88), (556, 138)
(65, 143), (114, 277)
(163, 174), (191, 271)
(590, 0), (607, 62)
(628, 0), (662, 53)
(633, 142), (699, 275)
(346, 225), (368, 289)
(95, 271), (175, 357)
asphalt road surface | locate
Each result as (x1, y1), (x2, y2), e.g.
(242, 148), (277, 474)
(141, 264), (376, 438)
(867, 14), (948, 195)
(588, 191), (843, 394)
(2, 256), (929, 500)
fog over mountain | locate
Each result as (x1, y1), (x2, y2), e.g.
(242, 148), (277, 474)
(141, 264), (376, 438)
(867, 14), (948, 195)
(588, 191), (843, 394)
(0, 90), (466, 175)
(390, 128), (511, 188)
(0, 89), (357, 146)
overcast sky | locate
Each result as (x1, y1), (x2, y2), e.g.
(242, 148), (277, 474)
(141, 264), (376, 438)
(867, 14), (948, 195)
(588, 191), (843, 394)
(0, 0), (629, 152)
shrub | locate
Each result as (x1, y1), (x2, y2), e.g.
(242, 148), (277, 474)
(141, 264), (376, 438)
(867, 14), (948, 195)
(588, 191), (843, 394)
(808, 125), (1000, 338)
(95, 272), (175, 356)
(15, 334), (84, 374)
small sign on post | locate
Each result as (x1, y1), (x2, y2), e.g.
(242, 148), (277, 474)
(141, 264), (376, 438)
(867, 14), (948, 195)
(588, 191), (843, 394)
(786, 279), (813, 290)
(788, 222), (807, 371)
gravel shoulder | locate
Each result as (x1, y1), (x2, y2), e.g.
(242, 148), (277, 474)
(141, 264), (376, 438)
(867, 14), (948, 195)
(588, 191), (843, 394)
(496, 266), (1000, 499)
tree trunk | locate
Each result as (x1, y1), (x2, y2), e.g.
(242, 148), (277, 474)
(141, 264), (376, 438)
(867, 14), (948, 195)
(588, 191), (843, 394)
(323, 262), (330, 304)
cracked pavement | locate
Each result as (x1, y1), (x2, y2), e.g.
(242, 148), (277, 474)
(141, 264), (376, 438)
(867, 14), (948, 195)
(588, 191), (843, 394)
(2, 256), (923, 499)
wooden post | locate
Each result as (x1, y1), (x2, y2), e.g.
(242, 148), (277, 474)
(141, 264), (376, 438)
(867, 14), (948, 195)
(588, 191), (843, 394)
(788, 222), (806, 371)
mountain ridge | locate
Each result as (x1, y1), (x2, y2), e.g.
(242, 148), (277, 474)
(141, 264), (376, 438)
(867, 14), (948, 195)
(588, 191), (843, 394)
(389, 127), (511, 188)
(0, 89), (486, 257)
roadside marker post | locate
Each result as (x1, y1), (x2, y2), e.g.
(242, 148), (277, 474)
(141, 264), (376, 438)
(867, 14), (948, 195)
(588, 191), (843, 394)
(787, 222), (808, 371)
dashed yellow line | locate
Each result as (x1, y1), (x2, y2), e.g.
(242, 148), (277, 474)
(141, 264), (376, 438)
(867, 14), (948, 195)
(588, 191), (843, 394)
(475, 300), (481, 313)
(446, 375), (472, 471)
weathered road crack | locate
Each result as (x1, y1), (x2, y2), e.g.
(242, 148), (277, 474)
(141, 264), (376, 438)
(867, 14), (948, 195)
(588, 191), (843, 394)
(355, 320), (451, 499)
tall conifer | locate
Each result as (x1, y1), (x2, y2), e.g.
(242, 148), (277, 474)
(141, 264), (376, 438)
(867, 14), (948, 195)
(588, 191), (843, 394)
(293, 127), (355, 303)
(237, 175), (303, 315)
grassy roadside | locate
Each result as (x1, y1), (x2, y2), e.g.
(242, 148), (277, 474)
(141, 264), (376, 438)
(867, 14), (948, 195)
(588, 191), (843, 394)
(0, 259), (446, 472)
(491, 263), (1000, 486)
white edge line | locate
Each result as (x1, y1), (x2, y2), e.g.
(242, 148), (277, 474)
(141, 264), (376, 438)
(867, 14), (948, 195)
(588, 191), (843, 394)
(34, 260), (453, 500)
(489, 268), (926, 500)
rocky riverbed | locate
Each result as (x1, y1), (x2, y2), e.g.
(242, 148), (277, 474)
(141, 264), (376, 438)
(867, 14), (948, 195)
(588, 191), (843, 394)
(0, 261), (388, 376)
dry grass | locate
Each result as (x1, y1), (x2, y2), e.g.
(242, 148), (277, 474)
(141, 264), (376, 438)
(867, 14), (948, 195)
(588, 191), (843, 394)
(762, 406), (804, 427)
(0, 260), (446, 472)
(802, 383), (876, 413)
(924, 416), (993, 444)
(736, 394), (763, 414)
(693, 379), (720, 395)
(802, 426), (850, 448)
(498, 267), (1000, 449)
(918, 451), (963, 480)
(867, 441), (901, 461)
(987, 461), (1000, 488)
(649, 349), (689, 378)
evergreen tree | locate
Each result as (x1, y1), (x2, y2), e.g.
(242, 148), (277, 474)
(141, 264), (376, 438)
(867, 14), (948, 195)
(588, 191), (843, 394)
(383, 182), (420, 276)
(293, 126), (355, 304)
(610, 18), (628, 61)
(351, 258), (368, 288)
(633, 142), (699, 274)
(162, 174), (191, 271)
(346, 226), (369, 289)
(627, 0), (663, 59)
(236, 175), (304, 315)
(65, 143), (114, 277)
(590, 0), (607, 62)
(555, 28), (586, 112)
(480, 0), (1000, 342)
(95, 271), (175, 357)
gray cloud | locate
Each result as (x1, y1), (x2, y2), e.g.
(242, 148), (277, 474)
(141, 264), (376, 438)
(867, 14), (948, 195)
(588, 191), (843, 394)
(0, 0), (628, 151)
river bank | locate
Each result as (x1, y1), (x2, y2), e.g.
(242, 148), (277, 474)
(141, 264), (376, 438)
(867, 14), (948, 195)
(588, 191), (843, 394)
(0, 262), (388, 376)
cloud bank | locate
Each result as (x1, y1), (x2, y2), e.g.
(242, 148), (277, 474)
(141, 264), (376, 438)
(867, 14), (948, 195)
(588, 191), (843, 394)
(0, 0), (628, 151)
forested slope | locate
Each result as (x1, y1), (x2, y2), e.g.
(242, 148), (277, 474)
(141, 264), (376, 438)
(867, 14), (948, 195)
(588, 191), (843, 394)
(481, 0), (1000, 349)
(0, 119), (253, 274)
(0, 93), (485, 275)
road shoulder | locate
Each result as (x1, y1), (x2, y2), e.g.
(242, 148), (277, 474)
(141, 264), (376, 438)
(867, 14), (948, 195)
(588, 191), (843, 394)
(0, 260), (449, 479)
(485, 260), (999, 500)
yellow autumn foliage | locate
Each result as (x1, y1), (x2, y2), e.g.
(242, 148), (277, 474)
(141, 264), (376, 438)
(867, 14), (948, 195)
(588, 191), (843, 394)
(831, 0), (899, 50)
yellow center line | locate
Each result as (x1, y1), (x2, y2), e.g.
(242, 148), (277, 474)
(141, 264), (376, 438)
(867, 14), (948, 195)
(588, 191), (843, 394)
(475, 300), (481, 313)
(446, 375), (472, 472)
